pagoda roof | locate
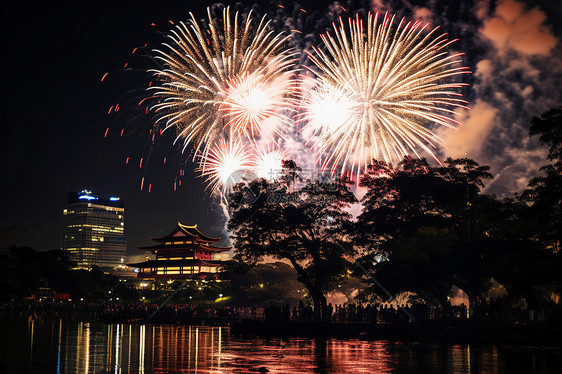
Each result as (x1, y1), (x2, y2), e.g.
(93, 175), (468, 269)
(127, 258), (226, 268)
(150, 222), (222, 243)
(138, 242), (231, 252)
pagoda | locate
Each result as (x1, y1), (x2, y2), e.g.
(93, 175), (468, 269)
(128, 222), (231, 279)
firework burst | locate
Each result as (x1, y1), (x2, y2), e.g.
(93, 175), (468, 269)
(150, 7), (298, 158)
(300, 12), (471, 177)
(220, 72), (296, 141)
(252, 147), (286, 181)
(199, 139), (254, 193)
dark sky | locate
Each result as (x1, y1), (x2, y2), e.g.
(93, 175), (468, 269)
(0, 0), (325, 258)
(0, 0), (238, 258)
(1, 0), (561, 259)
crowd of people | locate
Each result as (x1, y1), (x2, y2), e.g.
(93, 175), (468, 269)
(263, 302), (470, 323)
(0, 300), (264, 322)
(3, 297), (558, 325)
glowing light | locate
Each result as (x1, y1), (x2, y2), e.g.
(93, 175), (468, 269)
(252, 148), (286, 181)
(199, 139), (254, 193)
(78, 195), (97, 201)
(149, 7), (297, 159)
(220, 73), (293, 141)
(301, 12), (470, 177)
(303, 85), (358, 134)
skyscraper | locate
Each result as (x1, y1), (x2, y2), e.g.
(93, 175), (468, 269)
(62, 190), (126, 271)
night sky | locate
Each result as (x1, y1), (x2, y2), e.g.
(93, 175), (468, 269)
(1, 0), (561, 260)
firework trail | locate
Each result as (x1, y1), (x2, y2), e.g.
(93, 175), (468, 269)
(149, 7), (298, 162)
(300, 11), (470, 177)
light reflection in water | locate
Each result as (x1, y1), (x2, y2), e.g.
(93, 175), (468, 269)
(84, 323), (90, 374)
(57, 319), (62, 374)
(29, 318), (34, 360)
(2, 316), (561, 373)
(115, 324), (120, 374)
(139, 324), (145, 374)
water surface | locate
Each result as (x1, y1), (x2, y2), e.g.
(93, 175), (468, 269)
(0, 315), (560, 373)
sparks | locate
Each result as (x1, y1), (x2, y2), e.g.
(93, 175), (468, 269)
(300, 12), (470, 177)
(252, 147), (286, 181)
(149, 7), (298, 159)
(220, 72), (295, 141)
(198, 139), (254, 193)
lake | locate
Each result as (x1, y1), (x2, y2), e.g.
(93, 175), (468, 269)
(1, 315), (560, 373)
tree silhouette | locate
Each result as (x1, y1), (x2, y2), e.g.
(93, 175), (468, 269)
(227, 161), (357, 321)
(522, 106), (562, 252)
(355, 157), (493, 309)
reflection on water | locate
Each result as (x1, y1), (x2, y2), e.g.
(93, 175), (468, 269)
(0, 315), (560, 373)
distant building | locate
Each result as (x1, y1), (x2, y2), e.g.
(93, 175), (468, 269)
(128, 222), (231, 279)
(62, 190), (126, 271)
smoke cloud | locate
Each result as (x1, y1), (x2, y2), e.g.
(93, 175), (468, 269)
(374, 0), (562, 196)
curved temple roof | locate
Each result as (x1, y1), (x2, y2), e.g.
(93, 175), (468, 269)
(151, 222), (222, 243)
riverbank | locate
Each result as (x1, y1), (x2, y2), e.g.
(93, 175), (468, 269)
(230, 319), (562, 347)
(5, 303), (562, 347)
(86, 314), (562, 347)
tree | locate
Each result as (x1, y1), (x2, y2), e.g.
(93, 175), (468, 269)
(227, 161), (357, 321)
(0, 247), (124, 301)
(354, 157), (494, 309)
(477, 238), (561, 308)
(522, 106), (562, 251)
(360, 227), (465, 309)
(225, 262), (306, 306)
(529, 106), (562, 164)
(356, 157), (492, 252)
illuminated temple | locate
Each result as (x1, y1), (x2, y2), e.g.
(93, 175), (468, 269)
(128, 223), (231, 279)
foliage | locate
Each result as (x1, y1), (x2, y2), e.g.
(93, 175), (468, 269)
(356, 157), (492, 253)
(227, 161), (357, 320)
(521, 106), (562, 251)
(0, 247), (137, 301)
(224, 261), (306, 306)
(355, 152), (560, 311)
(359, 227), (465, 308)
(529, 106), (562, 164)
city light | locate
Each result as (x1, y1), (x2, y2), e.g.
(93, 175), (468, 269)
(78, 195), (97, 201)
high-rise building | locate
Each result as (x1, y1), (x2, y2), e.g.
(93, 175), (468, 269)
(62, 190), (126, 271)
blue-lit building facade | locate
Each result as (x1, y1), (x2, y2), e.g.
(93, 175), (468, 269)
(62, 190), (126, 271)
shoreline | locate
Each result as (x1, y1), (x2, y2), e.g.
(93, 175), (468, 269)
(230, 319), (562, 347)
(7, 310), (561, 347)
